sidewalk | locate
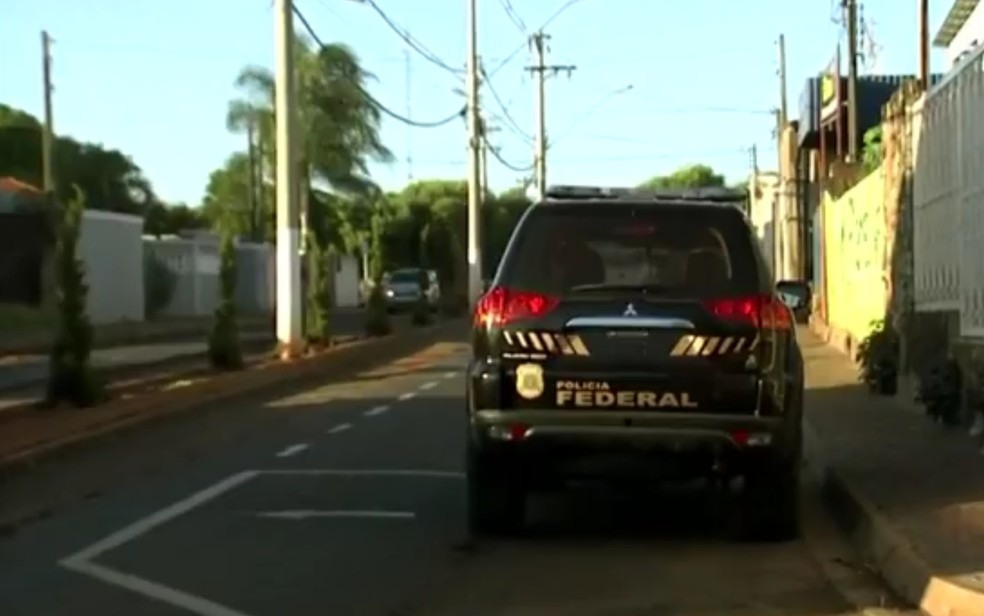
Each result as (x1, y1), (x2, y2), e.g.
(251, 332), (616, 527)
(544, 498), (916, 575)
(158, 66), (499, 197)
(800, 326), (984, 615)
(0, 315), (272, 355)
(0, 332), (275, 413)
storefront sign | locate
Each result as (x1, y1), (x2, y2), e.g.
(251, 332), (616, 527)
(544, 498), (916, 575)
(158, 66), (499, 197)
(819, 45), (842, 123)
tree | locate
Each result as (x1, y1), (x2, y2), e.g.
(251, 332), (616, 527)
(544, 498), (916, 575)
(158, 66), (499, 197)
(638, 164), (726, 190)
(0, 104), (157, 215)
(46, 187), (104, 407)
(304, 186), (332, 346)
(200, 153), (260, 239)
(220, 36), (393, 244)
(207, 232), (243, 370)
(144, 202), (209, 236)
(364, 212), (391, 336)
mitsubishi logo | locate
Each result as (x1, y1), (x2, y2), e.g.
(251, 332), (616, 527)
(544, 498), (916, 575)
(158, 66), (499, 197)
(623, 303), (638, 317)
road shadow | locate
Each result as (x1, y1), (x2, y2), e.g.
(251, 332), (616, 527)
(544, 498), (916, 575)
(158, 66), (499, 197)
(520, 480), (741, 543)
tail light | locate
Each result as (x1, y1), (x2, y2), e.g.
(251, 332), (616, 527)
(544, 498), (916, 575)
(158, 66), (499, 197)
(703, 294), (792, 330)
(474, 286), (559, 327)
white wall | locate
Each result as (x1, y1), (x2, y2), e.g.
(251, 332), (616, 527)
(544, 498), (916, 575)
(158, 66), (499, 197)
(144, 234), (274, 317)
(946, 0), (984, 67)
(748, 172), (780, 277)
(333, 254), (360, 307)
(80, 210), (145, 324)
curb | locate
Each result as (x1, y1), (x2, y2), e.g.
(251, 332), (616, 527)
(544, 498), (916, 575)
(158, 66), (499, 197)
(0, 320), (463, 475)
(803, 419), (984, 616)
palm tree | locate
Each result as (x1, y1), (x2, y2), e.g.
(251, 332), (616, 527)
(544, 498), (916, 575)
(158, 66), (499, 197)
(224, 36), (393, 247)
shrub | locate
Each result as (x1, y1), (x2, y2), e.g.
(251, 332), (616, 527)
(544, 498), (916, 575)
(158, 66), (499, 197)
(144, 252), (176, 318)
(207, 233), (243, 370)
(46, 187), (105, 407)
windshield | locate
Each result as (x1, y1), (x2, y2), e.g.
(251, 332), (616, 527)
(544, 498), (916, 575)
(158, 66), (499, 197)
(499, 205), (759, 297)
(387, 269), (423, 284)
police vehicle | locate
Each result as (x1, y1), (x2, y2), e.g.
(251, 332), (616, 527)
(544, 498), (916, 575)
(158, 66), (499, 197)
(465, 185), (810, 541)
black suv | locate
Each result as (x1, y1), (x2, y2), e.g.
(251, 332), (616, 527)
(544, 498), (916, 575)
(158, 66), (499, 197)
(465, 185), (810, 541)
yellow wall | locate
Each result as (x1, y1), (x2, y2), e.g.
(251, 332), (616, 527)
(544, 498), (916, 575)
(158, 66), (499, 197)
(822, 168), (890, 343)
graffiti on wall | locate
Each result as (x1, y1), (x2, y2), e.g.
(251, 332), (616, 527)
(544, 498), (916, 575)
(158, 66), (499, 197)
(839, 193), (889, 283)
(824, 169), (900, 341)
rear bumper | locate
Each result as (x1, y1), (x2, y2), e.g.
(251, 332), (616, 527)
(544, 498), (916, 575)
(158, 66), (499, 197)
(469, 409), (797, 480)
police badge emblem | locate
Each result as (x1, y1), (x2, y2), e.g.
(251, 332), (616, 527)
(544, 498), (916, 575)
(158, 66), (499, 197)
(514, 363), (545, 400)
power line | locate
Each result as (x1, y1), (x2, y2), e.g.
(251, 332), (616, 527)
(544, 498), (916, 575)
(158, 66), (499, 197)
(488, 0), (589, 77)
(413, 148), (751, 165)
(550, 84), (632, 148)
(360, 0), (464, 78)
(480, 65), (534, 143)
(293, 5), (465, 128)
(487, 144), (534, 172)
(498, 0), (528, 33)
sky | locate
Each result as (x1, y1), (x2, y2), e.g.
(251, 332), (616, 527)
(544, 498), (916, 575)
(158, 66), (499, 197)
(2, 0), (951, 206)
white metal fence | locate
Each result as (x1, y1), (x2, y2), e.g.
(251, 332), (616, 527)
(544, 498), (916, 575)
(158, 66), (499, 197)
(144, 232), (274, 318)
(913, 45), (984, 336)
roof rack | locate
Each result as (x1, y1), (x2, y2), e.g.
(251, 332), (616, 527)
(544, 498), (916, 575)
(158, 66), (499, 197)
(544, 184), (748, 203)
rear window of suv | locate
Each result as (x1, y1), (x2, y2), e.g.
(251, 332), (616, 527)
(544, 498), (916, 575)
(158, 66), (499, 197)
(498, 203), (760, 297)
(387, 269), (423, 283)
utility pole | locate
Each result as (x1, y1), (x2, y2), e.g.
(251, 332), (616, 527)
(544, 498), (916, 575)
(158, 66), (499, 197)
(750, 144), (759, 174)
(778, 34), (788, 127)
(477, 118), (498, 206)
(918, 0), (929, 89)
(274, 0), (303, 357)
(404, 48), (414, 183)
(478, 123), (488, 203)
(844, 0), (859, 160)
(527, 31), (576, 197)
(466, 0), (483, 305)
(776, 34), (788, 181)
(247, 120), (259, 240)
(41, 31), (55, 194)
(481, 141), (489, 203)
(777, 33), (799, 280)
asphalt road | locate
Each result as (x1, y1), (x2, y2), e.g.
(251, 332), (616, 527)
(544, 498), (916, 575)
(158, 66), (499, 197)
(0, 332), (911, 616)
(0, 309), (369, 393)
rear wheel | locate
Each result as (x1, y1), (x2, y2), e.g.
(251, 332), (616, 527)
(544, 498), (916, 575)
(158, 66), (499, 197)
(739, 463), (801, 542)
(466, 449), (526, 536)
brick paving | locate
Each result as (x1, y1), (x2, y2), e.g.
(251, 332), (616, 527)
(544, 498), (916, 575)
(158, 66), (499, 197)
(800, 326), (984, 589)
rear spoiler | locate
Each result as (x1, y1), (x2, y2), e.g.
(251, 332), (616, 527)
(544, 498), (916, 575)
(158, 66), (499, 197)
(544, 184), (749, 204)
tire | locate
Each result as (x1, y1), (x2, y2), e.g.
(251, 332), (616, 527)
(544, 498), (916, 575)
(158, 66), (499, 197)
(740, 464), (801, 542)
(466, 450), (526, 536)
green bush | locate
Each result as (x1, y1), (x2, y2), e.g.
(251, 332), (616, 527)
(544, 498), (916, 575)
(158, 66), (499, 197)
(305, 238), (332, 346)
(857, 319), (899, 395)
(144, 251), (176, 318)
(46, 187), (105, 407)
(207, 234), (243, 370)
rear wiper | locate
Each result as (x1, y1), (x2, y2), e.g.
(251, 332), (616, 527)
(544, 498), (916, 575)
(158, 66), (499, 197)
(568, 283), (668, 294)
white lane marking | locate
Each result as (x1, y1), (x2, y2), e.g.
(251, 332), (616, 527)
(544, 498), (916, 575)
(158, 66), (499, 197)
(258, 469), (465, 479)
(327, 423), (352, 435)
(62, 471), (257, 562)
(275, 443), (310, 458)
(60, 471), (258, 616)
(364, 405), (390, 417)
(419, 381), (438, 391)
(397, 391), (417, 402)
(442, 371), (457, 379)
(251, 509), (415, 520)
(61, 560), (251, 616)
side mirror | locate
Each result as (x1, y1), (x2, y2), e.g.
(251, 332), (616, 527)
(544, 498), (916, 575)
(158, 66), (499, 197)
(776, 280), (811, 311)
